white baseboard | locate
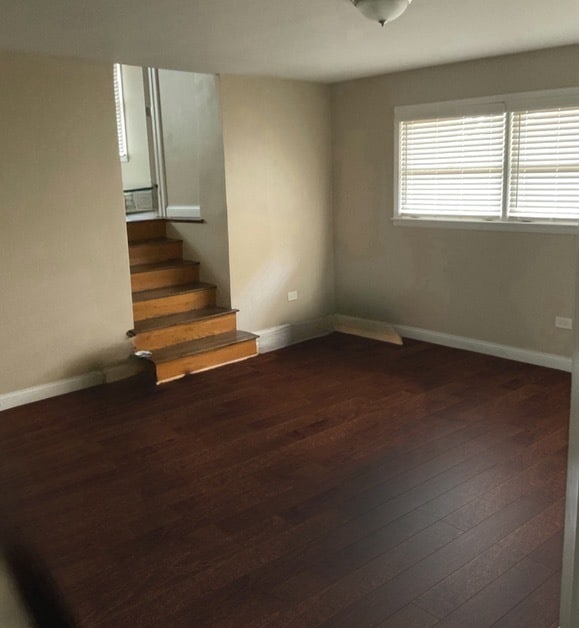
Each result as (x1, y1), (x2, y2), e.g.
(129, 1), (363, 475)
(0, 371), (104, 412)
(256, 316), (334, 354)
(0, 317), (331, 410)
(3, 318), (569, 411)
(395, 323), (572, 372)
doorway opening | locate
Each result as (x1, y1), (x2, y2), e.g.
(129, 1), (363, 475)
(113, 64), (202, 223)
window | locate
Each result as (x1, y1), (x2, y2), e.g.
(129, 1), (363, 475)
(509, 108), (579, 220)
(395, 90), (579, 230)
(113, 64), (128, 162)
(399, 112), (506, 219)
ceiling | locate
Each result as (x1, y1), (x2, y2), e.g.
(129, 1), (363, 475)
(1, 0), (578, 82)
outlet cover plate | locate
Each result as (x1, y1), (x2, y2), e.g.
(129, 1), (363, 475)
(556, 316), (573, 330)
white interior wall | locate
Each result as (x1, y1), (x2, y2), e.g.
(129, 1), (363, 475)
(159, 68), (201, 217)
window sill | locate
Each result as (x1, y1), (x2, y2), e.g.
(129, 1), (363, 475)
(167, 217), (205, 224)
(392, 217), (579, 235)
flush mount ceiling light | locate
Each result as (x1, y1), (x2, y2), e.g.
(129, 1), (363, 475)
(351, 0), (413, 26)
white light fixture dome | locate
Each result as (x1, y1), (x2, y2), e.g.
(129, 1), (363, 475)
(352, 0), (413, 26)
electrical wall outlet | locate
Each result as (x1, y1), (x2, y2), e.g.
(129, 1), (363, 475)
(288, 291), (298, 302)
(556, 316), (573, 330)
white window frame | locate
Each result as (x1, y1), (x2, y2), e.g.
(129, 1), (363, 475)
(394, 87), (579, 234)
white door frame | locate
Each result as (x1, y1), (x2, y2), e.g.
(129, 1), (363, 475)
(143, 67), (168, 218)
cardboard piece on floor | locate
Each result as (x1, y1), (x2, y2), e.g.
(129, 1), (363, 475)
(334, 315), (403, 346)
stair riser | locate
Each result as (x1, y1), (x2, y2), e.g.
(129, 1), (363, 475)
(129, 241), (183, 266)
(127, 220), (166, 242)
(134, 313), (237, 351)
(155, 339), (258, 384)
(133, 288), (217, 322)
(131, 266), (199, 292)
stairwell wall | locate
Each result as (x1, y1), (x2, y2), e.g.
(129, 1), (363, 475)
(0, 50), (134, 397)
(166, 73), (232, 307)
(220, 75), (335, 333)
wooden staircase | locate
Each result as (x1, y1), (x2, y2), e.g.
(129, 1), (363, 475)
(127, 219), (258, 384)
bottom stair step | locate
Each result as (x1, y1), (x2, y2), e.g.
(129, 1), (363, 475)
(133, 307), (238, 351)
(136, 330), (259, 384)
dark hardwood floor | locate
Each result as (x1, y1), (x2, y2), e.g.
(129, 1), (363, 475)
(0, 333), (569, 627)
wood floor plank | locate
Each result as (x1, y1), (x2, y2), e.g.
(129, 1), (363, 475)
(491, 571), (562, 628)
(433, 558), (553, 628)
(376, 603), (439, 628)
(265, 521), (463, 628)
(0, 333), (568, 628)
(443, 438), (567, 532)
(318, 494), (552, 628)
(415, 499), (564, 619)
(529, 531), (564, 572)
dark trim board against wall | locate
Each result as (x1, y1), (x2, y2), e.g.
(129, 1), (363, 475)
(0, 334), (568, 626)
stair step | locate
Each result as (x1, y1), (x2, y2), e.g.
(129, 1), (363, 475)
(137, 330), (259, 384)
(125, 219), (258, 384)
(129, 237), (183, 266)
(133, 307), (238, 351)
(132, 282), (217, 321)
(149, 330), (258, 362)
(127, 219), (166, 242)
(134, 307), (237, 333)
(131, 260), (199, 293)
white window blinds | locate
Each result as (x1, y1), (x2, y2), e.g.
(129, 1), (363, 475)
(113, 64), (128, 162)
(508, 107), (579, 220)
(399, 113), (506, 218)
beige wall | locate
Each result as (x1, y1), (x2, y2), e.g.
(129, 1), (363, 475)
(4, 44), (575, 399)
(0, 51), (134, 395)
(120, 64), (152, 191)
(332, 45), (579, 357)
(167, 74), (231, 307)
(220, 75), (334, 332)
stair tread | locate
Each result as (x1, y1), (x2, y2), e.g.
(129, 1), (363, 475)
(129, 237), (182, 248)
(134, 307), (237, 333)
(131, 259), (199, 274)
(132, 281), (216, 303)
(142, 330), (258, 363)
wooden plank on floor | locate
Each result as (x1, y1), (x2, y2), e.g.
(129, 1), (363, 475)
(0, 334), (569, 628)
